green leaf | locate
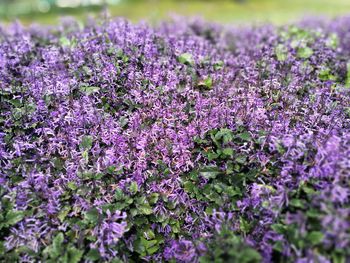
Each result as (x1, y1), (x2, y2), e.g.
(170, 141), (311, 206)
(59, 37), (71, 46)
(214, 128), (233, 144)
(206, 151), (219, 161)
(326, 33), (339, 49)
(84, 208), (99, 224)
(106, 165), (117, 174)
(271, 224), (286, 234)
(178, 53), (194, 65)
(66, 246), (84, 263)
(134, 236), (160, 256)
(9, 99), (22, 107)
(0, 241), (5, 255)
(146, 245), (160, 255)
(332, 251), (346, 263)
(214, 60), (224, 70)
(51, 232), (64, 258)
(199, 166), (221, 179)
(137, 203), (153, 215)
(79, 86), (100, 95)
(67, 182), (78, 191)
(58, 206), (71, 222)
(197, 77), (213, 90)
(235, 155), (247, 164)
(129, 181), (138, 194)
(115, 188), (125, 201)
(346, 62), (350, 87)
(5, 210), (24, 226)
(297, 46), (313, 59)
(344, 107), (350, 118)
(239, 217), (251, 234)
(237, 132), (251, 141)
(80, 136), (93, 151)
(275, 44), (288, 62)
(82, 150), (89, 163)
(222, 148), (234, 157)
(318, 68), (336, 81)
(183, 181), (195, 193)
(273, 241), (284, 253)
(85, 249), (101, 261)
(307, 231), (324, 246)
(141, 237), (157, 249)
(148, 193), (159, 204)
(239, 247), (262, 262)
(144, 229), (155, 240)
(306, 209), (320, 219)
(289, 199), (304, 208)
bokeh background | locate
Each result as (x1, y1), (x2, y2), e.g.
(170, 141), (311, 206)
(1, 0), (350, 25)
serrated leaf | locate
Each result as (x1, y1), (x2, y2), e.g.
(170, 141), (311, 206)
(307, 231), (324, 246)
(344, 107), (350, 118)
(199, 166), (221, 179)
(289, 199), (304, 208)
(80, 136), (93, 151)
(273, 241), (284, 253)
(214, 128), (234, 144)
(82, 150), (89, 163)
(84, 208), (99, 224)
(183, 181), (195, 193)
(237, 132), (251, 141)
(197, 77), (213, 90)
(235, 155), (247, 164)
(66, 246), (84, 263)
(141, 237), (157, 249)
(239, 217), (251, 234)
(86, 249), (101, 261)
(137, 203), (153, 215)
(222, 148), (234, 157)
(148, 193), (159, 204)
(326, 33), (339, 49)
(240, 247), (262, 262)
(275, 44), (288, 62)
(147, 245), (159, 255)
(271, 224), (285, 234)
(58, 206), (71, 222)
(67, 182), (78, 191)
(59, 37), (71, 47)
(318, 68), (336, 81)
(51, 232), (64, 258)
(129, 181), (138, 194)
(178, 53), (194, 65)
(206, 151), (219, 161)
(5, 210), (24, 226)
(115, 188), (124, 201)
(214, 60), (224, 70)
(346, 62), (350, 87)
(80, 86), (100, 95)
(297, 46), (313, 59)
(143, 229), (155, 240)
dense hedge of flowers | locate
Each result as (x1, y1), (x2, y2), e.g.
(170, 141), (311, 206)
(1, 16), (350, 262)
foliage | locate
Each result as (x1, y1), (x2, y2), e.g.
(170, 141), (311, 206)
(1, 16), (350, 262)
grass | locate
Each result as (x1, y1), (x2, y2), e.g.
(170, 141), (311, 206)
(2, 0), (350, 25)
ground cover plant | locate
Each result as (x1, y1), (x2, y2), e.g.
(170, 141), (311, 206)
(0, 16), (350, 262)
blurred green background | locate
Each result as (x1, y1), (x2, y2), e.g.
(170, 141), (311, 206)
(1, 0), (350, 25)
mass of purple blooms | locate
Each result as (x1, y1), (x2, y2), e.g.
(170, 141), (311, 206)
(0, 15), (350, 262)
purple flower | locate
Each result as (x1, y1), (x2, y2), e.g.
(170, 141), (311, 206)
(92, 210), (127, 258)
(164, 239), (196, 263)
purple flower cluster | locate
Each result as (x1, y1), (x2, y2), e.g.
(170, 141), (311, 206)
(0, 15), (350, 262)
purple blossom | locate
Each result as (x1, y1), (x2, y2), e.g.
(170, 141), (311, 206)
(1, 14), (350, 262)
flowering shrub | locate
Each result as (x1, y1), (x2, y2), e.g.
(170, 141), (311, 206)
(0, 16), (350, 262)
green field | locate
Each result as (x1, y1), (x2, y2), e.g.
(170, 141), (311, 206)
(1, 0), (350, 25)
